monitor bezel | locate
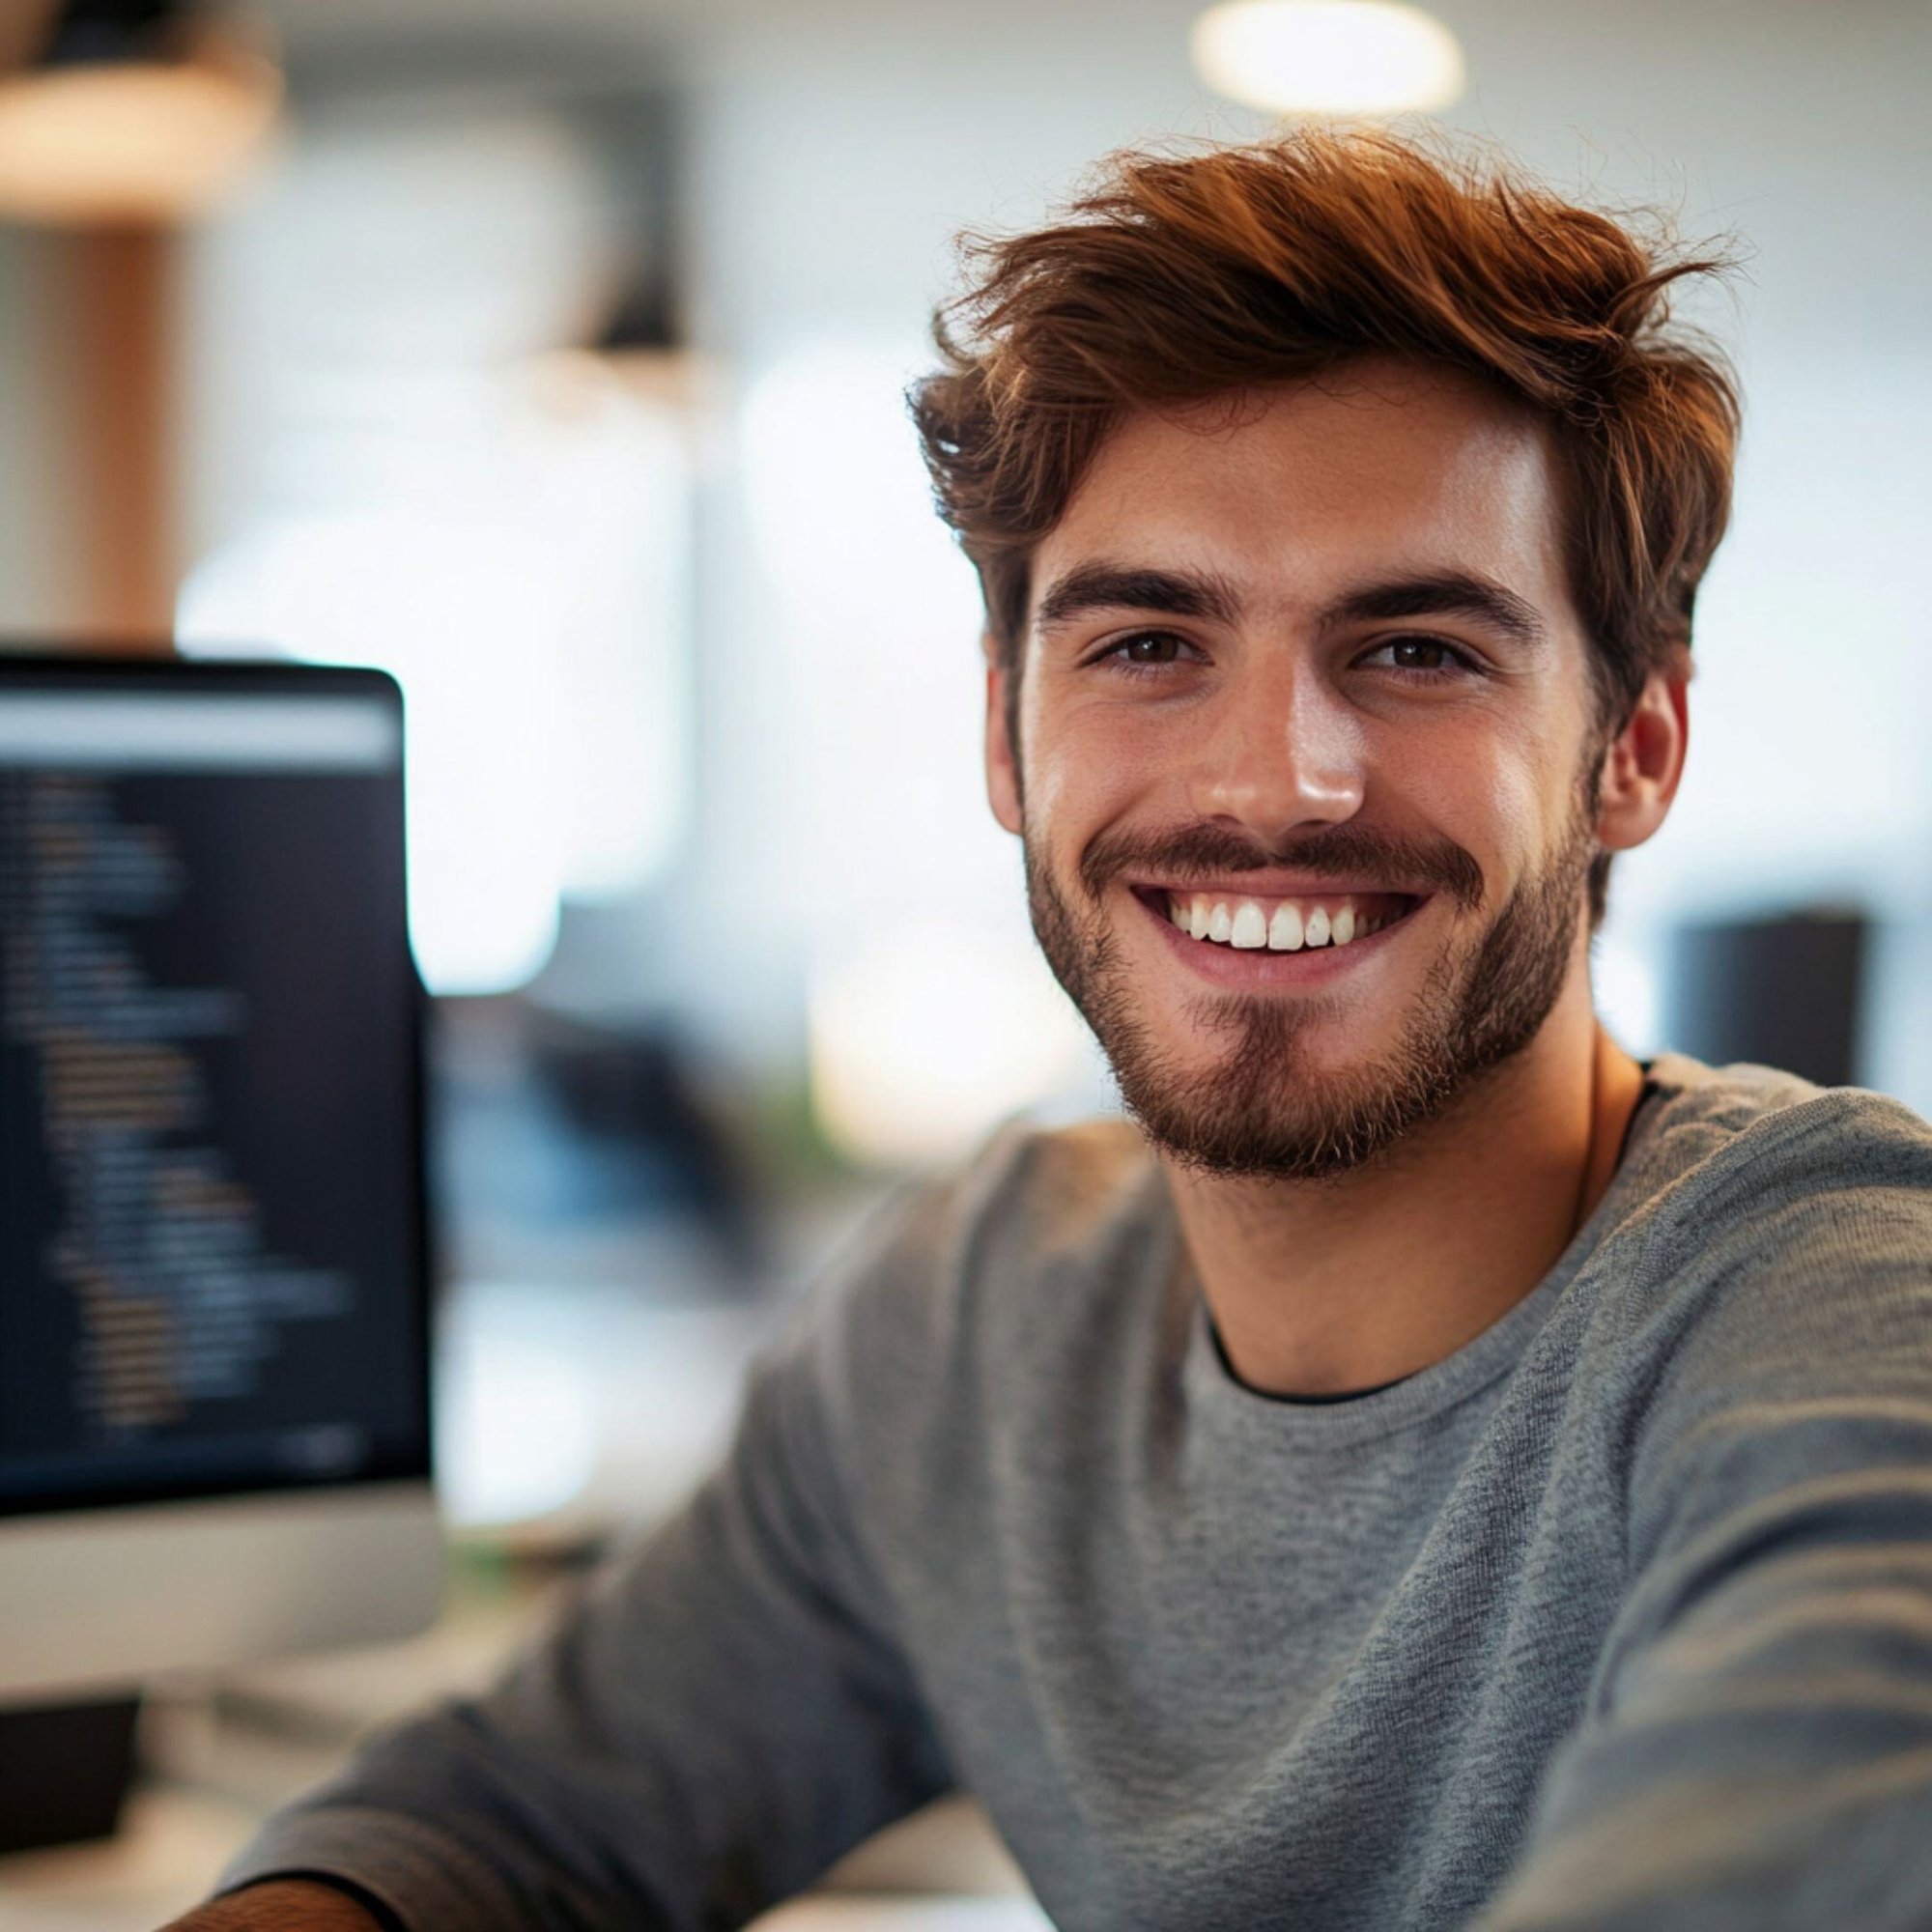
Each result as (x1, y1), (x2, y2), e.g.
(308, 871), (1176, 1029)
(0, 649), (435, 1520)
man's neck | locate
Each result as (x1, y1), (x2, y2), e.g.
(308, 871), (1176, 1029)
(1166, 990), (1647, 1399)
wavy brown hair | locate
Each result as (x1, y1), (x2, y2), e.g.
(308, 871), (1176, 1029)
(911, 128), (1742, 925)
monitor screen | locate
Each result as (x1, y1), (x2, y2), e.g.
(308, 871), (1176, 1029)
(0, 657), (431, 1519)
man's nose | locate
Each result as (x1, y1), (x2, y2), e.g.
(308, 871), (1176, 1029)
(1185, 654), (1365, 838)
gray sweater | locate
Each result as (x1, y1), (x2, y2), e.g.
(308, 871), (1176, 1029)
(221, 1053), (1932, 1929)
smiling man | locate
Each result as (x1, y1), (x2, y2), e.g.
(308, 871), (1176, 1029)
(999, 359), (1665, 1401)
(178, 132), (1932, 1932)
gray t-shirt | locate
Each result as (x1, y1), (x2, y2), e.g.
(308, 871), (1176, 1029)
(221, 1052), (1932, 1929)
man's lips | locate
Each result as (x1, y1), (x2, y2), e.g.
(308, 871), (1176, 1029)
(1123, 883), (1430, 987)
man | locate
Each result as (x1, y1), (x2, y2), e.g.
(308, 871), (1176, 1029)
(173, 129), (1932, 1930)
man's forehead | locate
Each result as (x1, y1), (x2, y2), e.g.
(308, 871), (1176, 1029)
(1026, 363), (1569, 633)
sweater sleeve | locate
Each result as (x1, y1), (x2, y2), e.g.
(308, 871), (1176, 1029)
(212, 1180), (957, 1932)
(1479, 1092), (1932, 1930)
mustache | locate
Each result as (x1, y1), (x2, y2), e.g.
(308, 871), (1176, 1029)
(1077, 821), (1486, 913)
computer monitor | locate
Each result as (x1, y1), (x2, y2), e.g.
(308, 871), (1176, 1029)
(0, 653), (440, 1701)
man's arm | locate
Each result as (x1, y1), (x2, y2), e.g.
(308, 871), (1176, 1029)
(164, 1880), (385, 1930)
(161, 1180), (958, 1932)
(1481, 1102), (1932, 1928)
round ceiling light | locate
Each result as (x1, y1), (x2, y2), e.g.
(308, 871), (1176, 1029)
(1191, 0), (1466, 117)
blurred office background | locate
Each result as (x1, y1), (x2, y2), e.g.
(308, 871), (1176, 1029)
(0, 0), (1927, 1919)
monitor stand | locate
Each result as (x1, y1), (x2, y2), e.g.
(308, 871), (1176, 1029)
(0, 1694), (143, 1854)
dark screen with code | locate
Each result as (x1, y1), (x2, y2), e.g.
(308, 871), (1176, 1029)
(0, 664), (429, 1518)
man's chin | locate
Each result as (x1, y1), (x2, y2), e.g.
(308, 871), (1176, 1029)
(1157, 986), (1387, 1071)
(1113, 1056), (1460, 1183)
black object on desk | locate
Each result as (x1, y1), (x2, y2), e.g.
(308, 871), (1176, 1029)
(0, 1695), (142, 1853)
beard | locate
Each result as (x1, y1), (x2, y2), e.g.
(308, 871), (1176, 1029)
(1023, 767), (1602, 1183)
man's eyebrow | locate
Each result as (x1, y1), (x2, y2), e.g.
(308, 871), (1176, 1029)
(1321, 572), (1548, 652)
(1031, 563), (1242, 634)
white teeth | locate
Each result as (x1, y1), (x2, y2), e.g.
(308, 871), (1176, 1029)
(1162, 891), (1399, 952)
(1267, 903), (1304, 951)
(1230, 902), (1267, 949)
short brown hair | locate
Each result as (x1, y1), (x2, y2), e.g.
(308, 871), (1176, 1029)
(912, 128), (1742, 924)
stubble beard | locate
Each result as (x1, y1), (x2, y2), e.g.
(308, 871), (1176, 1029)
(1023, 770), (1603, 1183)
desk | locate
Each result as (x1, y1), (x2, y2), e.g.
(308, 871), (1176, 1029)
(0, 1784), (255, 1932)
(0, 1776), (1049, 1931)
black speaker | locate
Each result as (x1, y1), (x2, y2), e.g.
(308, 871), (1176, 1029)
(1663, 908), (1869, 1089)
(0, 1695), (142, 1853)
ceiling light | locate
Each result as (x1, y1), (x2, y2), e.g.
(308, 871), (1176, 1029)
(1191, 0), (1465, 117)
(0, 2), (280, 225)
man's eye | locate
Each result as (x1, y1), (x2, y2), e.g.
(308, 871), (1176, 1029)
(1096, 632), (1195, 673)
(1361, 636), (1481, 680)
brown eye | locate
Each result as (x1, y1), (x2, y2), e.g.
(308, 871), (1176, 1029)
(1392, 638), (1448, 670)
(1361, 636), (1479, 679)
(1095, 631), (1199, 676)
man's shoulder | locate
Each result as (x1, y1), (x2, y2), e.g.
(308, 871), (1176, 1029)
(1600, 1052), (1932, 1395)
(775, 1111), (1171, 1519)
(798, 1109), (1169, 1372)
(1628, 1052), (1932, 1260)
(1581, 1058), (1932, 1580)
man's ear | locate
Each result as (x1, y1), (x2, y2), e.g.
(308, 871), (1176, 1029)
(983, 633), (1023, 837)
(1594, 665), (1689, 858)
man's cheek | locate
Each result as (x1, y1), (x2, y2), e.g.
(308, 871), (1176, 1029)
(1022, 750), (1082, 833)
